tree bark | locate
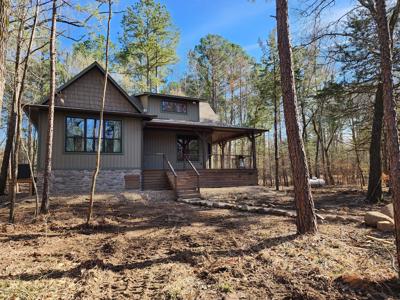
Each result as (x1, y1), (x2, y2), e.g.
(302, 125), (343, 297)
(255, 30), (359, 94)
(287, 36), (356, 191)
(351, 118), (365, 188)
(87, 0), (112, 224)
(41, 0), (57, 214)
(367, 83), (383, 202)
(276, 0), (317, 234)
(0, 0), (9, 129)
(0, 9), (24, 196)
(373, 0), (400, 276)
(314, 131), (320, 178)
(8, 0), (39, 222)
(324, 147), (335, 185)
(273, 71), (280, 190)
(278, 106), (288, 186)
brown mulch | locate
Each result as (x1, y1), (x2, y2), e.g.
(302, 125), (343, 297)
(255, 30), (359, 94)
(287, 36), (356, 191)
(0, 188), (398, 299)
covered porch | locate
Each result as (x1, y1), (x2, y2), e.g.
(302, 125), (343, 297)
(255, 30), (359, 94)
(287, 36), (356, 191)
(142, 119), (267, 192)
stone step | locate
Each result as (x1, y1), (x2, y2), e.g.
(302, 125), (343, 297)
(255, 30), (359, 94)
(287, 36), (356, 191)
(177, 197), (202, 203)
(178, 194), (200, 199)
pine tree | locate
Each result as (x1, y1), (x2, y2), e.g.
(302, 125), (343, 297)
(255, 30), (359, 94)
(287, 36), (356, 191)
(119, 0), (179, 92)
(276, 0), (317, 234)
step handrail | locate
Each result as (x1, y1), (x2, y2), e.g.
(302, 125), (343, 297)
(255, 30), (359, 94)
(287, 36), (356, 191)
(163, 154), (177, 177)
(184, 155), (200, 191)
(162, 154), (178, 192)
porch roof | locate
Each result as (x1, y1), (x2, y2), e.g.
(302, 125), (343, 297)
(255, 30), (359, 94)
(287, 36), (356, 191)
(144, 118), (268, 143)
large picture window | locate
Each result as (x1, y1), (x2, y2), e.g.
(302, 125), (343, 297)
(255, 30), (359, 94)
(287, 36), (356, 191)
(161, 100), (187, 114)
(65, 117), (122, 153)
(177, 135), (199, 161)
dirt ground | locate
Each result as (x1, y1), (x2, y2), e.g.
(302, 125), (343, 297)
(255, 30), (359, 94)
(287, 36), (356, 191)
(0, 186), (399, 299)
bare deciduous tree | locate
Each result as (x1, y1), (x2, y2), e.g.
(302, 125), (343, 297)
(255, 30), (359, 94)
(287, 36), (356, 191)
(87, 0), (112, 224)
(0, 0), (9, 128)
(41, 0), (57, 214)
(9, 0), (40, 222)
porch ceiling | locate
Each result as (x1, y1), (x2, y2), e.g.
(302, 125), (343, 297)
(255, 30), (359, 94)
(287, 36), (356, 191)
(144, 119), (268, 143)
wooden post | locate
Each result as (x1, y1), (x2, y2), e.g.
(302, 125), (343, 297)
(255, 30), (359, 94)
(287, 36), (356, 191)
(196, 131), (210, 170)
(202, 136), (208, 169)
(250, 133), (257, 169)
(219, 141), (226, 169)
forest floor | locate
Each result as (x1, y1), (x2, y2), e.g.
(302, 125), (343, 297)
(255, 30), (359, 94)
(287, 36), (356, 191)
(0, 186), (399, 299)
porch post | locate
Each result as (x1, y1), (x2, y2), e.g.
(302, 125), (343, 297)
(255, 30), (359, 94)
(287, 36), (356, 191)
(196, 131), (209, 169)
(250, 133), (257, 169)
(219, 141), (226, 169)
(202, 134), (208, 169)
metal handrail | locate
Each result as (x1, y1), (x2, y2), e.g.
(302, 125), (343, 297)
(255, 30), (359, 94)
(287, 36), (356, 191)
(184, 155), (200, 191)
(162, 154), (177, 177)
(184, 155), (200, 176)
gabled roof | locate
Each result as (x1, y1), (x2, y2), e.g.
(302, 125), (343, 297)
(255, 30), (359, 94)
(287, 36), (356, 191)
(135, 92), (208, 102)
(42, 61), (143, 113)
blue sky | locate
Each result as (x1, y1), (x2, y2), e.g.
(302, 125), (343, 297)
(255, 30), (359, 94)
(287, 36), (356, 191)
(63, 0), (355, 82)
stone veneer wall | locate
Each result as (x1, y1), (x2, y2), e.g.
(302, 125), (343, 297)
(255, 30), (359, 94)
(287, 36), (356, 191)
(36, 169), (141, 194)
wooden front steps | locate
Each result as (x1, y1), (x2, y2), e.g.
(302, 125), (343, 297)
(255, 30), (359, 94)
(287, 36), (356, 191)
(166, 170), (201, 201)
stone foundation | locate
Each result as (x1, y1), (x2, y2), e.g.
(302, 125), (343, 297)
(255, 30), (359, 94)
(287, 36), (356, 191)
(36, 169), (141, 194)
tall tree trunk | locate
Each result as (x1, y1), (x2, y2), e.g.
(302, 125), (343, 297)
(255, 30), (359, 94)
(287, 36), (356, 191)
(273, 84), (280, 190)
(373, 0), (400, 276)
(314, 133), (320, 178)
(87, 0), (112, 224)
(7, 20), (23, 217)
(267, 132), (273, 186)
(351, 118), (365, 188)
(367, 83), (383, 202)
(0, 0), (9, 128)
(41, 0), (57, 214)
(9, 0), (39, 222)
(276, 0), (317, 234)
(317, 118), (330, 184)
(0, 10), (24, 196)
(278, 105), (289, 186)
(324, 148), (335, 185)
(299, 97), (312, 177)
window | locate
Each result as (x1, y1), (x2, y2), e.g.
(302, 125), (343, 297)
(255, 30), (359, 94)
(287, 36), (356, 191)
(65, 117), (122, 153)
(177, 135), (199, 161)
(161, 100), (187, 114)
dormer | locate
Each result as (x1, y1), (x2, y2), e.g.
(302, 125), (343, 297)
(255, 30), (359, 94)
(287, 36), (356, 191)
(136, 93), (206, 122)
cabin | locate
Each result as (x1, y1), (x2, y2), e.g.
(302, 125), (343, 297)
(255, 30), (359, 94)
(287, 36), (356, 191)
(26, 62), (267, 198)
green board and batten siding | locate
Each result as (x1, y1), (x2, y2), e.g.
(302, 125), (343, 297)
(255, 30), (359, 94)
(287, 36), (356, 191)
(55, 67), (138, 114)
(37, 111), (143, 170)
(36, 66), (143, 171)
(143, 129), (204, 170)
(144, 96), (199, 121)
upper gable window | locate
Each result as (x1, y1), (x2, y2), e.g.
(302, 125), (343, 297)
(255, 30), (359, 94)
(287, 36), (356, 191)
(161, 100), (187, 114)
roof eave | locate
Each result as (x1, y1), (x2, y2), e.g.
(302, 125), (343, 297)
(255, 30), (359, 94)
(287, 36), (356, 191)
(24, 104), (155, 120)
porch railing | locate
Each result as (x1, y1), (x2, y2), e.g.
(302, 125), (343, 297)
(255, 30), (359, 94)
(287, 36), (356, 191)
(143, 153), (254, 170)
(208, 154), (253, 169)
